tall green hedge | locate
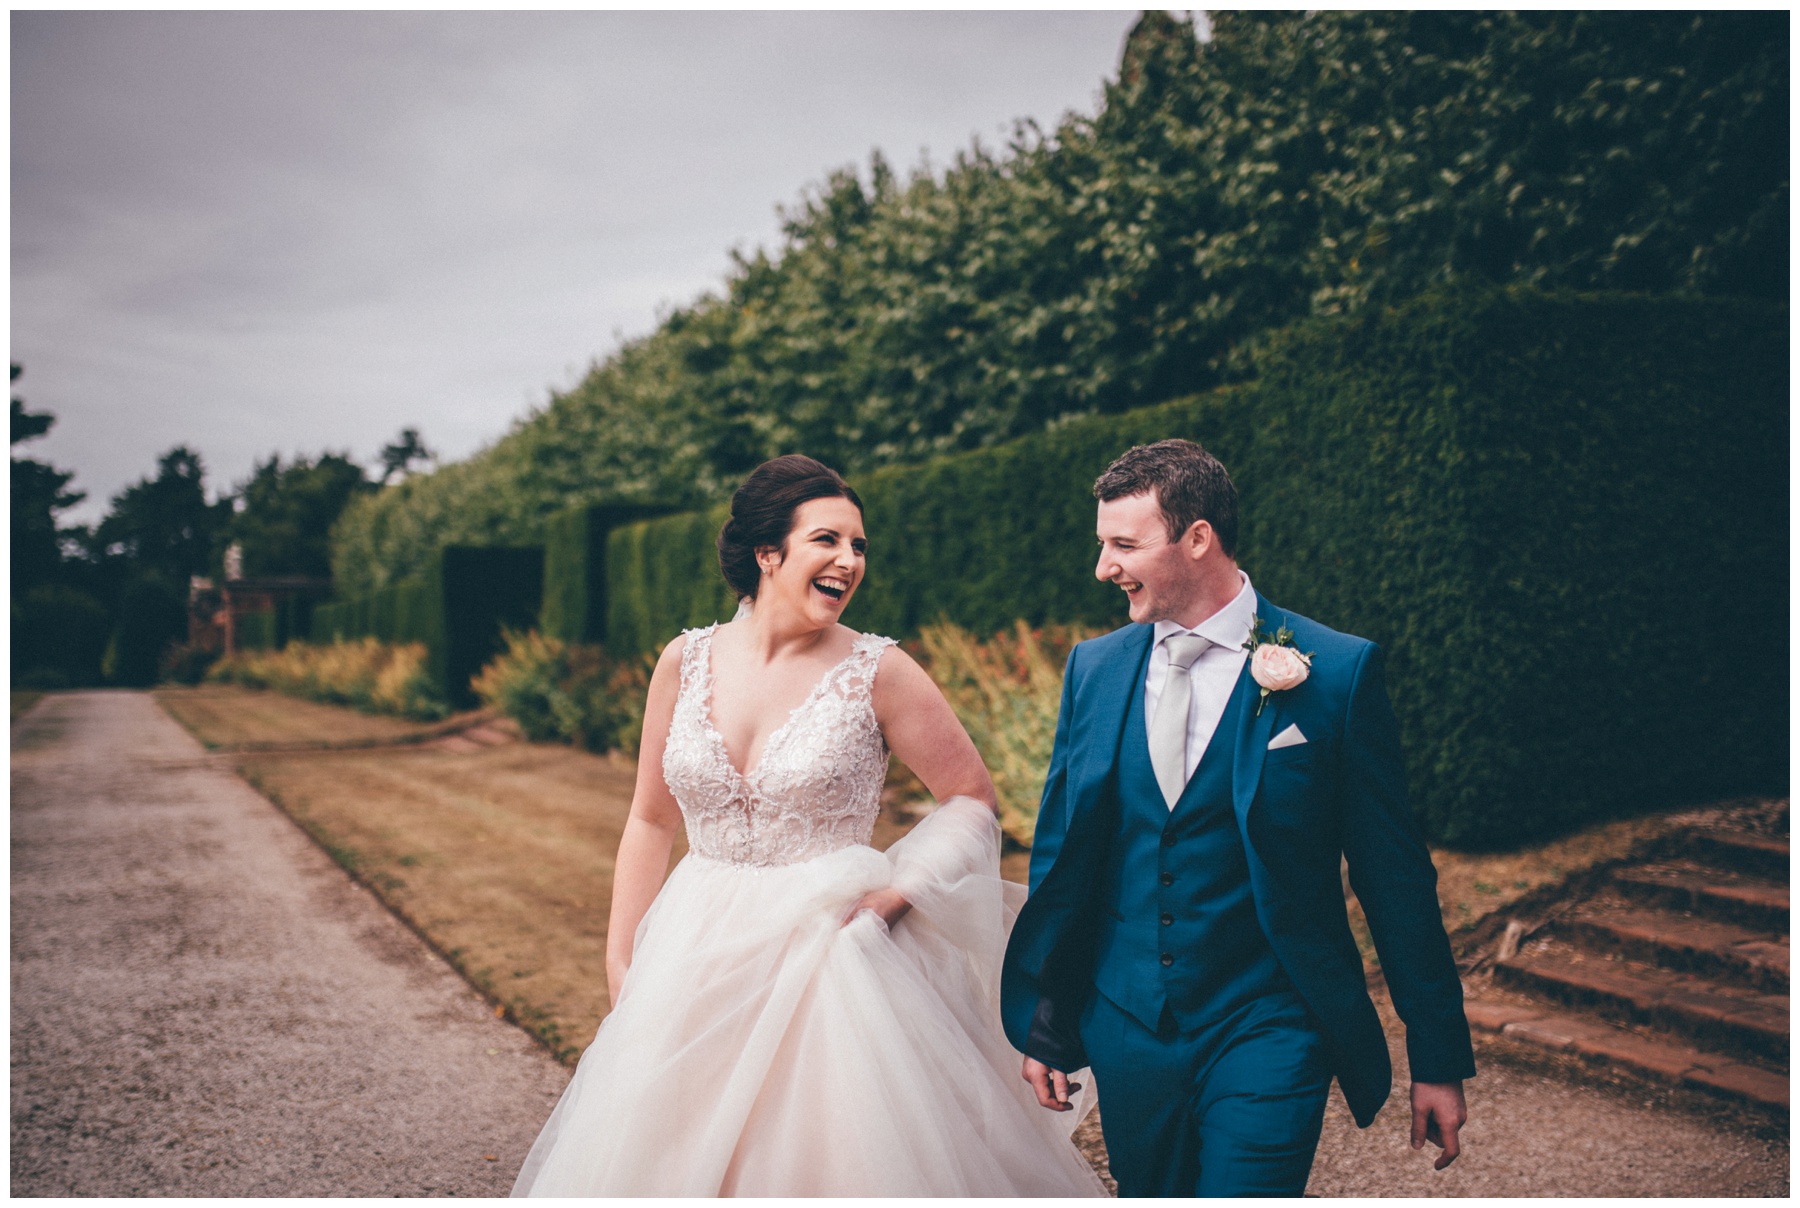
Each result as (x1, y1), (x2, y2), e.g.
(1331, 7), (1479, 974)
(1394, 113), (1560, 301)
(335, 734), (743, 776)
(605, 506), (737, 660)
(437, 545), (544, 708)
(233, 595), (318, 654)
(309, 545), (544, 708)
(599, 287), (1787, 848)
(327, 12), (1786, 601)
(541, 503), (674, 644)
(237, 608), (278, 652)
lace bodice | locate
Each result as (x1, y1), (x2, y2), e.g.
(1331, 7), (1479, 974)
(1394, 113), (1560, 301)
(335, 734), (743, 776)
(663, 624), (897, 867)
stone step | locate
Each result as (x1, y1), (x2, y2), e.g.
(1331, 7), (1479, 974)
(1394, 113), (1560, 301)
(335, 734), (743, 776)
(1494, 950), (1788, 1065)
(1686, 829), (1790, 882)
(1562, 907), (1789, 993)
(1611, 863), (1789, 933)
(1465, 999), (1788, 1114)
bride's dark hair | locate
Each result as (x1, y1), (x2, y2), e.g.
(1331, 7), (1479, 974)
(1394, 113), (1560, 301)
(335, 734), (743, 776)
(717, 455), (864, 601)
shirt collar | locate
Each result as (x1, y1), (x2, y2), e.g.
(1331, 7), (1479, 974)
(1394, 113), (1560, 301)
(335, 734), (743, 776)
(1153, 571), (1257, 655)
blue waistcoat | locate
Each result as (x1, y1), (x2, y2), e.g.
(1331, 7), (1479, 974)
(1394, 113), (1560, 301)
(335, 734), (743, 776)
(1091, 673), (1292, 1031)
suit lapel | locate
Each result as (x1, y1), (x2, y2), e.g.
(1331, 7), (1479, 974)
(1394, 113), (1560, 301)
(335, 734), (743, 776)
(1231, 595), (1285, 827)
(1070, 624), (1153, 822)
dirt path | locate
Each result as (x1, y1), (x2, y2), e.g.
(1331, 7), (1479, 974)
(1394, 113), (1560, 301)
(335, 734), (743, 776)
(10, 692), (570, 1196)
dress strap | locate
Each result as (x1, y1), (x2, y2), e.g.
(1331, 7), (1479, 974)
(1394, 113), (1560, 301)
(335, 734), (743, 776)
(832, 633), (898, 702)
(676, 623), (719, 697)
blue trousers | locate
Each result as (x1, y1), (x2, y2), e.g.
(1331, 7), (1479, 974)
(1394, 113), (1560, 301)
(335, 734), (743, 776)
(1080, 990), (1331, 1197)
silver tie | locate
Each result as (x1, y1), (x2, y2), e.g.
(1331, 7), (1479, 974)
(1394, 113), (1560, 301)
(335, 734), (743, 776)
(1149, 633), (1211, 807)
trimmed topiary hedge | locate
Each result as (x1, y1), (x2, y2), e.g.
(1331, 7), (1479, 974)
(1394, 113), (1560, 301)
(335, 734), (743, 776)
(236, 608), (278, 652)
(540, 503), (675, 645)
(310, 544), (545, 708)
(605, 504), (738, 661)
(437, 545), (544, 708)
(597, 287), (1787, 848)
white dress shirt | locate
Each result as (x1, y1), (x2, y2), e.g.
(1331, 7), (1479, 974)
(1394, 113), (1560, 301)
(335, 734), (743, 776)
(1143, 572), (1258, 802)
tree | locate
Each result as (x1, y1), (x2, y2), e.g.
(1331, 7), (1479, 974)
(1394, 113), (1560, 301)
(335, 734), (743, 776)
(11, 363), (112, 685)
(377, 428), (434, 485)
(222, 452), (371, 578)
(83, 447), (230, 685)
(10, 363), (85, 600)
(92, 447), (229, 587)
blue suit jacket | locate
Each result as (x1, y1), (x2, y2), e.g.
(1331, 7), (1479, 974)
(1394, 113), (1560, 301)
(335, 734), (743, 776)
(999, 596), (1475, 1127)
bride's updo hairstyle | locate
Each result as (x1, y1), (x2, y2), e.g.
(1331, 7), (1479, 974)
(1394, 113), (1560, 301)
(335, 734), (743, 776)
(717, 455), (864, 601)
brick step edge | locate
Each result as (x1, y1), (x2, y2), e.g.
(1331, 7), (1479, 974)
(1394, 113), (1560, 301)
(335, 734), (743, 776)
(1611, 869), (1790, 931)
(1466, 1000), (1789, 1113)
(1495, 955), (1788, 1063)
(1688, 829), (1792, 882)
(1561, 913), (1789, 994)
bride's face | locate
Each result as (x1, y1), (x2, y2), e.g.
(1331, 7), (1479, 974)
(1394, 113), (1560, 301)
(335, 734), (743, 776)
(757, 496), (867, 628)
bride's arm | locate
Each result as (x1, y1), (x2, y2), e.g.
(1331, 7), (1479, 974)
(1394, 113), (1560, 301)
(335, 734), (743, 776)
(871, 646), (998, 814)
(852, 646), (999, 928)
(604, 635), (687, 1008)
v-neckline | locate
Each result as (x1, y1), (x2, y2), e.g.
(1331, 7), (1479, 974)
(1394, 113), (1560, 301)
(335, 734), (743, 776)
(700, 625), (865, 783)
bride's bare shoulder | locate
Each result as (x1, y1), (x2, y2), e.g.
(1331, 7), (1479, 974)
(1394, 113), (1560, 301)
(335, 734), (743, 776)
(648, 631), (691, 685)
(866, 636), (932, 703)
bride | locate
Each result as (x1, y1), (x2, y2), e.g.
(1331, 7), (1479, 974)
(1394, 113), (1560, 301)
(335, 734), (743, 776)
(513, 455), (1105, 1196)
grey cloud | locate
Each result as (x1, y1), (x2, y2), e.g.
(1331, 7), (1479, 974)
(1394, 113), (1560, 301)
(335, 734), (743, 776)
(12, 11), (1137, 523)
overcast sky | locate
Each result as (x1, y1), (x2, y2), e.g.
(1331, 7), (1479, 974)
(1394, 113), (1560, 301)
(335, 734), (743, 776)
(12, 10), (1149, 525)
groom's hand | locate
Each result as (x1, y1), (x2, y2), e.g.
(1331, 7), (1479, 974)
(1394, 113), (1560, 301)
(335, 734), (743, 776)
(1410, 1080), (1467, 1169)
(1022, 1057), (1081, 1112)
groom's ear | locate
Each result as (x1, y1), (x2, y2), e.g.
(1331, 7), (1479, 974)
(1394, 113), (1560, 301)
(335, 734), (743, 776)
(1183, 519), (1216, 561)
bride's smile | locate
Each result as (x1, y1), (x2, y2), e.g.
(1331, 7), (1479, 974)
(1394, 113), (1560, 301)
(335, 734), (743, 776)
(756, 496), (866, 627)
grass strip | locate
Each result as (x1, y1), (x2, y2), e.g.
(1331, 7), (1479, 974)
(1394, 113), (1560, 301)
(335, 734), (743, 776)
(156, 685), (467, 750)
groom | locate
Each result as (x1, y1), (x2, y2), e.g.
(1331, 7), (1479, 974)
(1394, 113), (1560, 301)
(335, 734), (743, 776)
(1001, 440), (1474, 1196)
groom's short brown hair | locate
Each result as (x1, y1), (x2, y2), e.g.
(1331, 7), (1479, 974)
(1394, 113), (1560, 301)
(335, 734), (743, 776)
(1093, 439), (1239, 557)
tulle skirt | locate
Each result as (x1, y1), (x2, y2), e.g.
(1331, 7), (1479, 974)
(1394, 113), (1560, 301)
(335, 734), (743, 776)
(511, 800), (1104, 1197)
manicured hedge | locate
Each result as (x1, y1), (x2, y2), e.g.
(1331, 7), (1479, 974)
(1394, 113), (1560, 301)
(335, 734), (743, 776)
(540, 503), (673, 645)
(237, 608), (278, 652)
(605, 505), (738, 661)
(597, 287), (1787, 848)
(310, 545), (545, 708)
(437, 545), (544, 708)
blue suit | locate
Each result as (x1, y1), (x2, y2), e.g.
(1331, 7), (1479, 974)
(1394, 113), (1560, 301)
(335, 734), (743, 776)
(1000, 597), (1474, 1195)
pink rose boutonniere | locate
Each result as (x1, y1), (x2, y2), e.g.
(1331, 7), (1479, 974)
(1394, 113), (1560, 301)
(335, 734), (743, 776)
(1242, 616), (1313, 716)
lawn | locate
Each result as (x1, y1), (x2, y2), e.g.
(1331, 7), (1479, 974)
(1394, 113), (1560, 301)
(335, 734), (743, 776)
(155, 683), (475, 749)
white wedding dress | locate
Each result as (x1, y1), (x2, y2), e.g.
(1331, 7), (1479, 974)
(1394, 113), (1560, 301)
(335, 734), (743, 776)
(512, 624), (1104, 1196)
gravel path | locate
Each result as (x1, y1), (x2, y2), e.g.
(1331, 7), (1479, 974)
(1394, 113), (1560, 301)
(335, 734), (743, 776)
(1306, 1036), (1787, 1196)
(11, 692), (570, 1196)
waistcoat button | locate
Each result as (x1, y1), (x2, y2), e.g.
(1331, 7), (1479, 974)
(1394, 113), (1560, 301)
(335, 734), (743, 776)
(1160, 832), (1175, 847)
(1159, 872), (1174, 886)
(1160, 952), (1174, 967)
(1160, 912), (1173, 926)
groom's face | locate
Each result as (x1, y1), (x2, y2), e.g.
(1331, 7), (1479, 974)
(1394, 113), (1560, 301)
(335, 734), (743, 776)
(1095, 491), (1203, 625)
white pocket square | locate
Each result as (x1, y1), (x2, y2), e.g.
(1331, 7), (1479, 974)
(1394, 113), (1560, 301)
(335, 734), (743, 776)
(1268, 724), (1307, 750)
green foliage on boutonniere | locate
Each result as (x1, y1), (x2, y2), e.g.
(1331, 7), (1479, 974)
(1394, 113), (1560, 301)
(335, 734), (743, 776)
(1242, 614), (1315, 716)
